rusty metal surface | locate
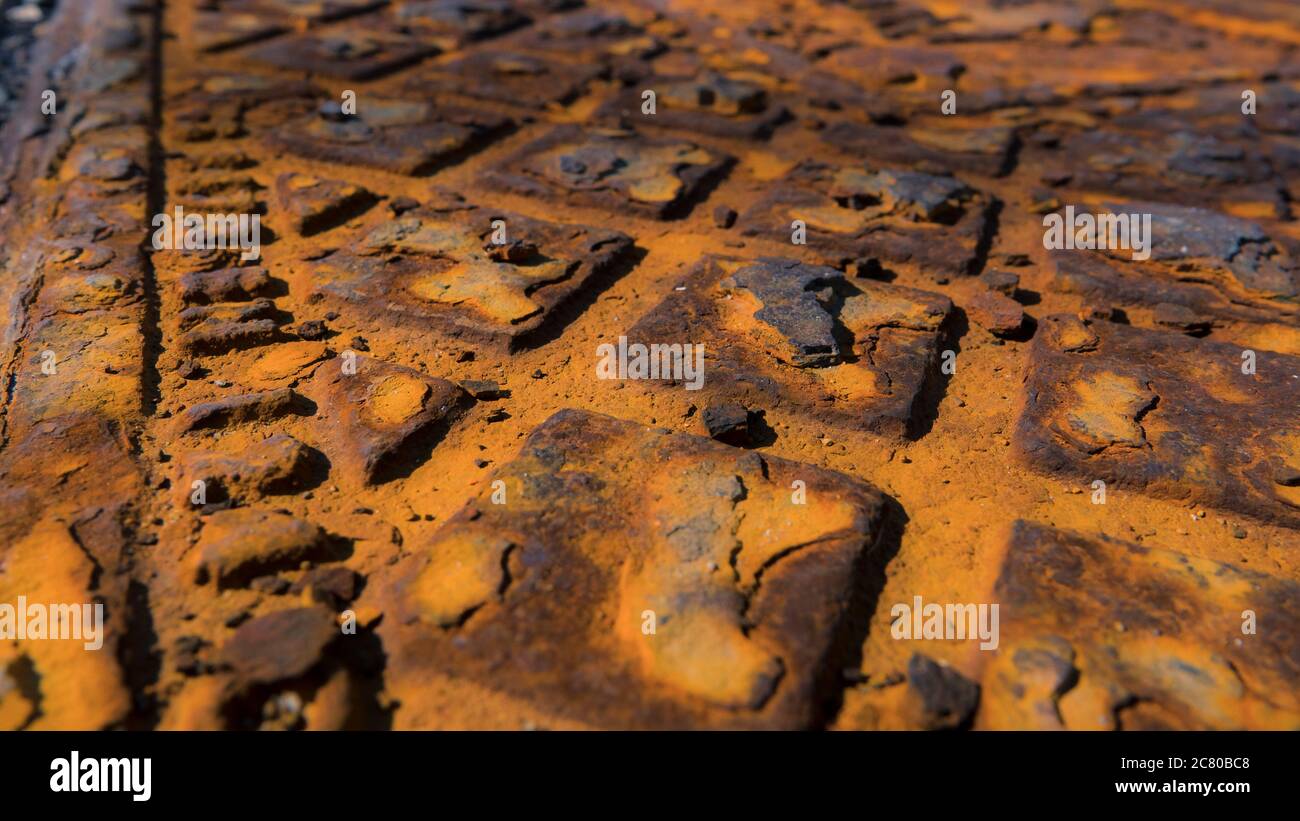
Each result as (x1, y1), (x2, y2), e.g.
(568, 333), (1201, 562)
(0, 0), (1297, 731)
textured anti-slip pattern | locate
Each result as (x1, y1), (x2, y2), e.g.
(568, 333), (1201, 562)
(0, 0), (1297, 730)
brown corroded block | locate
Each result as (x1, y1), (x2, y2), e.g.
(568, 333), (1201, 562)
(1052, 252), (1293, 328)
(201, 0), (385, 27)
(389, 0), (532, 48)
(499, 6), (665, 71)
(309, 197), (635, 349)
(167, 73), (320, 144)
(1092, 201), (1296, 299)
(626, 256), (952, 439)
(272, 173), (378, 236)
(175, 388), (309, 433)
(304, 355), (472, 485)
(266, 98), (513, 176)
(814, 41), (964, 106)
(738, 162), (995, 280)
(1050, 251), (1300, 356)
(246, 0), (387, 23)
(175, 433), (316, 507)
(380, 408), (888, 728)
(400, 50), (604, 109)
(176, 304), (282, 356)
(1046, 202), (1300, 350)
(6, 305), (146, 443)
(1016, 315), (1300, 528)
(595, 71), (792, 140)
(980, 521), (1300, 729)
(242, 26), (441, 81)
(1044, 125), (1287, 214)
(193, 508), (333, 589)
(484, 125), (734, 219)
(0, 515), (134, 730)
(0, 413), (144, 730)
(820, 118), (1019, 178)
(190, 10), (287, 54)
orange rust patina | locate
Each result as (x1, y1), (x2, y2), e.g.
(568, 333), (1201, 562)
(0, 0), (1297, 730)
